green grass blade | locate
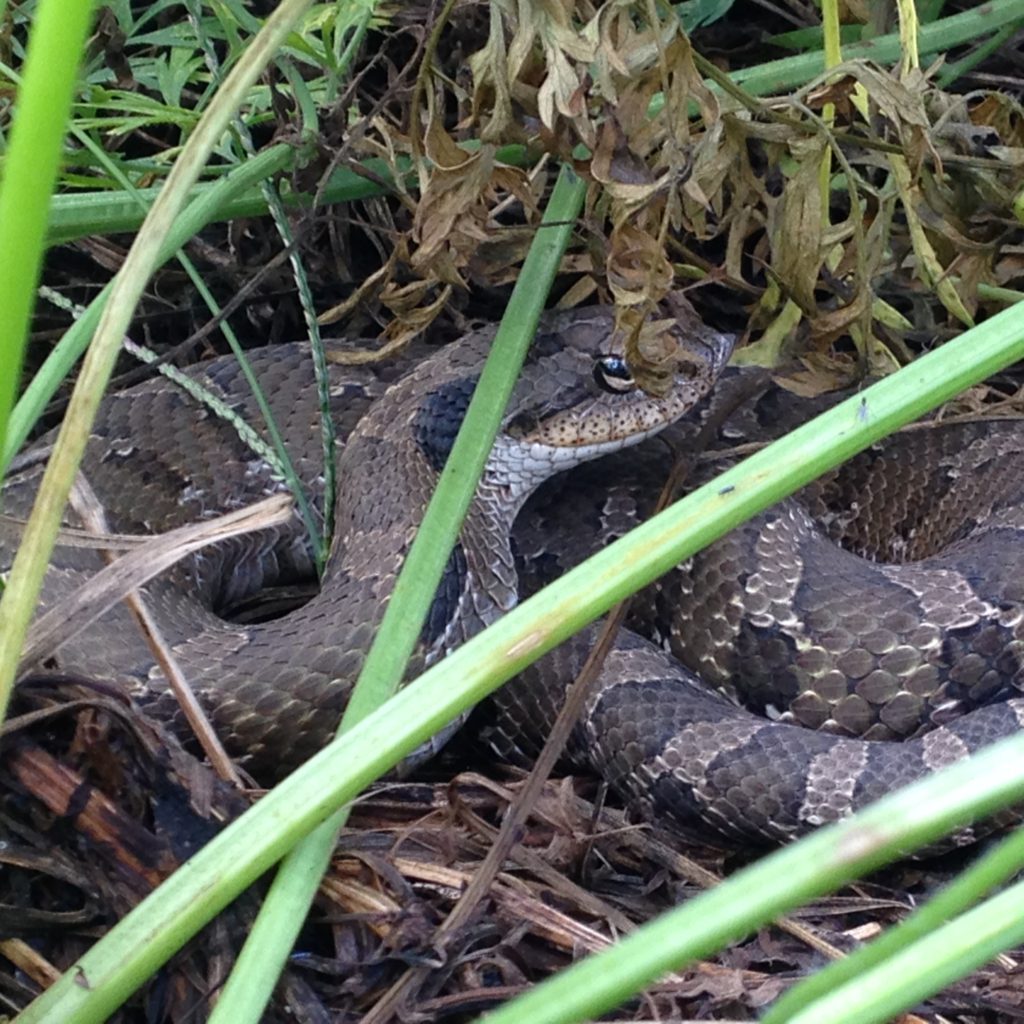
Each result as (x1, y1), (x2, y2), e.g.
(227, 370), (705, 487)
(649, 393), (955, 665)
(42, 158), (380, 243)
(781, 876), (1024, 1024)
(764, 826), (1024, 1022)
(0, 0), (95, 472)
(0, 141), (293, 477)
(43, 146), (519, 247)
(206, 165), (586, 1024)
(16, 292), (1024, 1024)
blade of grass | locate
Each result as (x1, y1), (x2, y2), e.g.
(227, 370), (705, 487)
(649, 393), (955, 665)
(937, 21), (1018, 88)
(207, 165), (586, 1024)
(182, 0), (369, 565)
(763, 825), (1024, 1022)
(897, 0), (921, 74)
(43, 157), (393, 243)
(0, 141), (293, 477)
(781, 876), (1024, 1024)
(16, 293), (1024, 1024)
(0, 0), (95, 470)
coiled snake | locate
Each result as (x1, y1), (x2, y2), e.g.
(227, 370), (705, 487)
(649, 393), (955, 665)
(5, 299), (1024, 845)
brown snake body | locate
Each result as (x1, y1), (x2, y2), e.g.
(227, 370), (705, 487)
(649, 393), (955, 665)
(5, 300), (1024, 844)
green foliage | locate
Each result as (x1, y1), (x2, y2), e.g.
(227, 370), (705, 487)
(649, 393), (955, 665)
(0, 0), (378, 187)
(0, 0), (95, 482)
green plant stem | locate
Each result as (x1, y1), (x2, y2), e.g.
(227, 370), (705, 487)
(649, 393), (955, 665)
(0, 142), (293, 477)
(183, 267), (325, 562)
(43, 157), (396, 243)
(764, 826), (1024, 1022)
(726, 0), (1024, 97)
(821, 0), (842, 68)
(936, 21), (1016, 88)
(206, 165), (586, 1024)
(0, 0), (95, 471)
(782, 876), (1024, 1024)
(44, 144), (521, 245)
(184, 0), (347, 567)
(16, 292), (1024, 1024)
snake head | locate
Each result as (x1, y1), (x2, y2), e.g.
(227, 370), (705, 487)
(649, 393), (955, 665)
(492, 300), (736, 497)
(379, 297), (733, 506)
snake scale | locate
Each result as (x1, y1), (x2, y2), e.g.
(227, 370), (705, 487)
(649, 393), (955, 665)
(6, 298), (1024, 846)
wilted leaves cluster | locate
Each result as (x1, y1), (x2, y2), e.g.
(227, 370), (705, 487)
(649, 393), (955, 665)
(349, 1), (1024, 377)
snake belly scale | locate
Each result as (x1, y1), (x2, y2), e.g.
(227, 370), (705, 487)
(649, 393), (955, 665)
(5, 300), (1024, 845)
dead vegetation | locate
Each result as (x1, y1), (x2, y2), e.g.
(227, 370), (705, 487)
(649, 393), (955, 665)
(7, 679), (1024, 1021)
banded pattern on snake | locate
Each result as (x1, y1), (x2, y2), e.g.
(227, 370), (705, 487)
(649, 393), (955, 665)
(5, 297), (1024, 844)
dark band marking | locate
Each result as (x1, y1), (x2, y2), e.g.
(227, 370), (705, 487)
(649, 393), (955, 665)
(421, 543), (469, 647)
(412, 375), (480, 471)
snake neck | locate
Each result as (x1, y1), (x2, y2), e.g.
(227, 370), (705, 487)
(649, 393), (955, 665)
(325, 446), (524, 670)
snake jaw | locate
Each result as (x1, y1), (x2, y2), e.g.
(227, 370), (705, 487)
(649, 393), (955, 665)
(486, 433), (648, 505)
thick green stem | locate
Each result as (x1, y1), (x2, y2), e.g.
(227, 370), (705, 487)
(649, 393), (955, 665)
(0, 0), (95, 470)
(206, 165), (586, 1024)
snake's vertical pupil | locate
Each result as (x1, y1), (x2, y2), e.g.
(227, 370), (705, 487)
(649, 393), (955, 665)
(593, 354), (636, 393)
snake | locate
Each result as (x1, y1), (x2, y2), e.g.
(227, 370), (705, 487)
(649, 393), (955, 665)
(5, 298), (1024, 846)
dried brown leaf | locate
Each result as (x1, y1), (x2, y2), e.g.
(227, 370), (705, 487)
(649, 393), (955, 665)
(607, 220), (673, 306)
(772, 136), (827, 313)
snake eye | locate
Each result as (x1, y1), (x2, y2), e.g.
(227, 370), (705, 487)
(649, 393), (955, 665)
(593, 354), (636, 394)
